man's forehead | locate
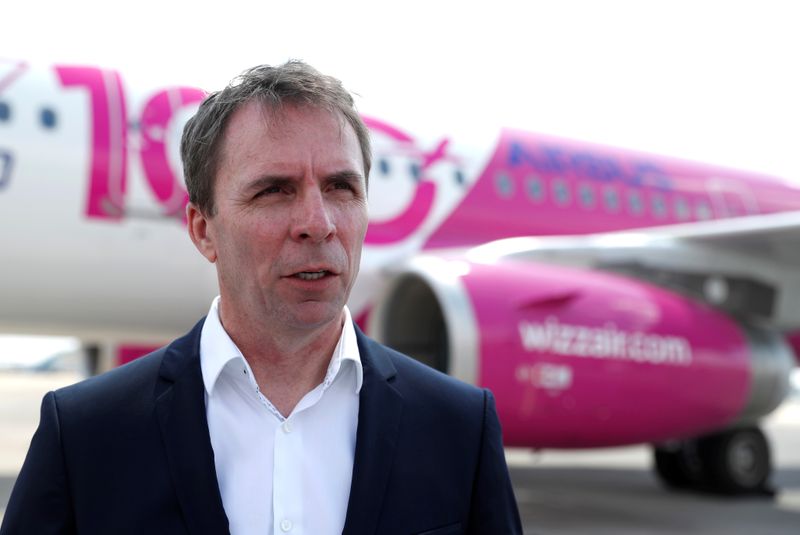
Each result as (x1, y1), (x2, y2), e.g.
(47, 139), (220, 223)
(216, 100), (364, 180)
(227, 99), (349, 139)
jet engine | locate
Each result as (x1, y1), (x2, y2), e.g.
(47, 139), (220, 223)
(367, 254), (794, 494)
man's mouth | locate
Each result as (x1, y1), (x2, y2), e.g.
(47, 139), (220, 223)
(293, 270), (331, 281)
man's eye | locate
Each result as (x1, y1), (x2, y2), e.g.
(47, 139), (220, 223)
(258, 186), (282, 196)
(333, 181), (354, 191)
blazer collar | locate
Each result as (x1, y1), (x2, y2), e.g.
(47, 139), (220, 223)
(155, 318), (231, 535)
(342, 327), (404, 535)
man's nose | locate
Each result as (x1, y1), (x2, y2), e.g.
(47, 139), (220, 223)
(291, 189), (336, 242)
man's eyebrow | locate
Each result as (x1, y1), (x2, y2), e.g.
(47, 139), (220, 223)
(324, 170), (364, 185)
(240, 170), (365, 195)
(242, 175), (294, 194)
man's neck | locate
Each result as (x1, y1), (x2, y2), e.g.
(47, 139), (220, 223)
(217, 306), (345, 418)
(225, 312), (344, 416)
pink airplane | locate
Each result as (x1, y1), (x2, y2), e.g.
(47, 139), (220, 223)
(1, 60), (799, 496)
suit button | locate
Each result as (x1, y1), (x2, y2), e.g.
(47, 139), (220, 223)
(280, 519), (293, 532)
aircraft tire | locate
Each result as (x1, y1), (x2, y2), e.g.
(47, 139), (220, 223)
(653, 442), (701, 490)
(696, 427), (773, 495)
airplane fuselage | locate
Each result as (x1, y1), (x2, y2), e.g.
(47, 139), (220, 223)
(1, 60), (798, 459)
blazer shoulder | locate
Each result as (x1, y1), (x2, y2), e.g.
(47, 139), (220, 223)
(52, 347), (167, 420)
(364, 336), (486, 416)
(52, 317), (204, 415)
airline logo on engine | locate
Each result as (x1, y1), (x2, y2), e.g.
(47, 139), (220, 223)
(518, 316), (692, 366)
(515, 362), (573, 391)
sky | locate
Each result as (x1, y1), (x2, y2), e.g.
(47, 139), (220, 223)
(2, 0), (799, 181)
(2, 0), (800, 360)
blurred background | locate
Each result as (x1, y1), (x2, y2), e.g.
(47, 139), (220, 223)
(2, 1), (800, 532)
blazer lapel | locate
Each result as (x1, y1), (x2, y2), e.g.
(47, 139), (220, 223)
(342, 330), (404, 535)
(154, 319), (230, 535)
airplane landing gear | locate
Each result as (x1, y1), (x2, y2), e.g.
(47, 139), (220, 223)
(654, 441), (701, 490)
(653, 426), (773, 495)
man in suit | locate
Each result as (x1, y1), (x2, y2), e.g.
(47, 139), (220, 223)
(1, 61), (522, 534)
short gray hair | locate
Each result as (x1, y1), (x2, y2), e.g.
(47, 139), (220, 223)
(181, 60), (372, 216)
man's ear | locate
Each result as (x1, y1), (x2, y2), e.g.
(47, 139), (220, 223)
(186, 202), (218, 263)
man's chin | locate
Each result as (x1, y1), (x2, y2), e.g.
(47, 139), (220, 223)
(283, 302), (346, 333)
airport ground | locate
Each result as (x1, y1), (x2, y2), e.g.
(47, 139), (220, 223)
(1, 370), (799, 534)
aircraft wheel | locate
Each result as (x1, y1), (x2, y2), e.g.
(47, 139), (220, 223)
(697, 427), (772, 495)
(653, 442), (701, 490)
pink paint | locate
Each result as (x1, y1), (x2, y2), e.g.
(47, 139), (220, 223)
(56, 66), (128, 220)
(425, 130), (800, 248)
(0, 60), (27, 94)
(362, 116), (453, 244)
(55, 66), (204, 223)
(786, 331), (800, 366)
(420, 138), (450, 170)
(458, 259), (750, 448)
(365, 182), (436, 244)
(362, 116), (414, 142)
(353, 306), (372, 332)
(139, 87), (206, 219)
(117, 343), (163, 366)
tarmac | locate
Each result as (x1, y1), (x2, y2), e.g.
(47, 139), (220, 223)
(1, 370), (799, 534)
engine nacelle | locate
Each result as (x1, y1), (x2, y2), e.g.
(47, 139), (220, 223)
(368, 255), (794, 448)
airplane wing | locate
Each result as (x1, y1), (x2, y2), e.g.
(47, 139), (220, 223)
(465, 210), (800, 330)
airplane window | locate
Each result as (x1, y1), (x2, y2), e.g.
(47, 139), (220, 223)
(651, 194), (666, 218)
(40, 107), (57, 129)
(627, 191), (643, 215)
(454, 169), (465, 185)
(674, 198), (690, 220)
(552, 179), (570, 206)
(695, 201), (712, 220)
(0, 101), (10, 122)
(494, 172), (514, 198)
(578, 183), (595, 208)
(378, 158), (390, 176)
(524, 175), (544, 202)
(409, 162), (421, 181)
(603, 187), (619, 212)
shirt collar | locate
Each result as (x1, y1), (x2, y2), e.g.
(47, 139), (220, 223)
(200, 296), (363, 396)
(328, 305), (364, 393)
(199, 296), (243, 397)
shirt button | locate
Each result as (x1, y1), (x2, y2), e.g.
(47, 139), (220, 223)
(282, 421), (292, 434)
(280, 519), (293, 532)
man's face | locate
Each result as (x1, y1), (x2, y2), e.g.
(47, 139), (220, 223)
(188, 101), (368, 335)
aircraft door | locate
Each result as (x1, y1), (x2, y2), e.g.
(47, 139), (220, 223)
(706, 177), (760, 218)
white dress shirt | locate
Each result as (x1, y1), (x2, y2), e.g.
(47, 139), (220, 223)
(200, 297), (363, 535)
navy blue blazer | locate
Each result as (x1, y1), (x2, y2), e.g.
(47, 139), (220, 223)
(1, 320), (521, 535)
